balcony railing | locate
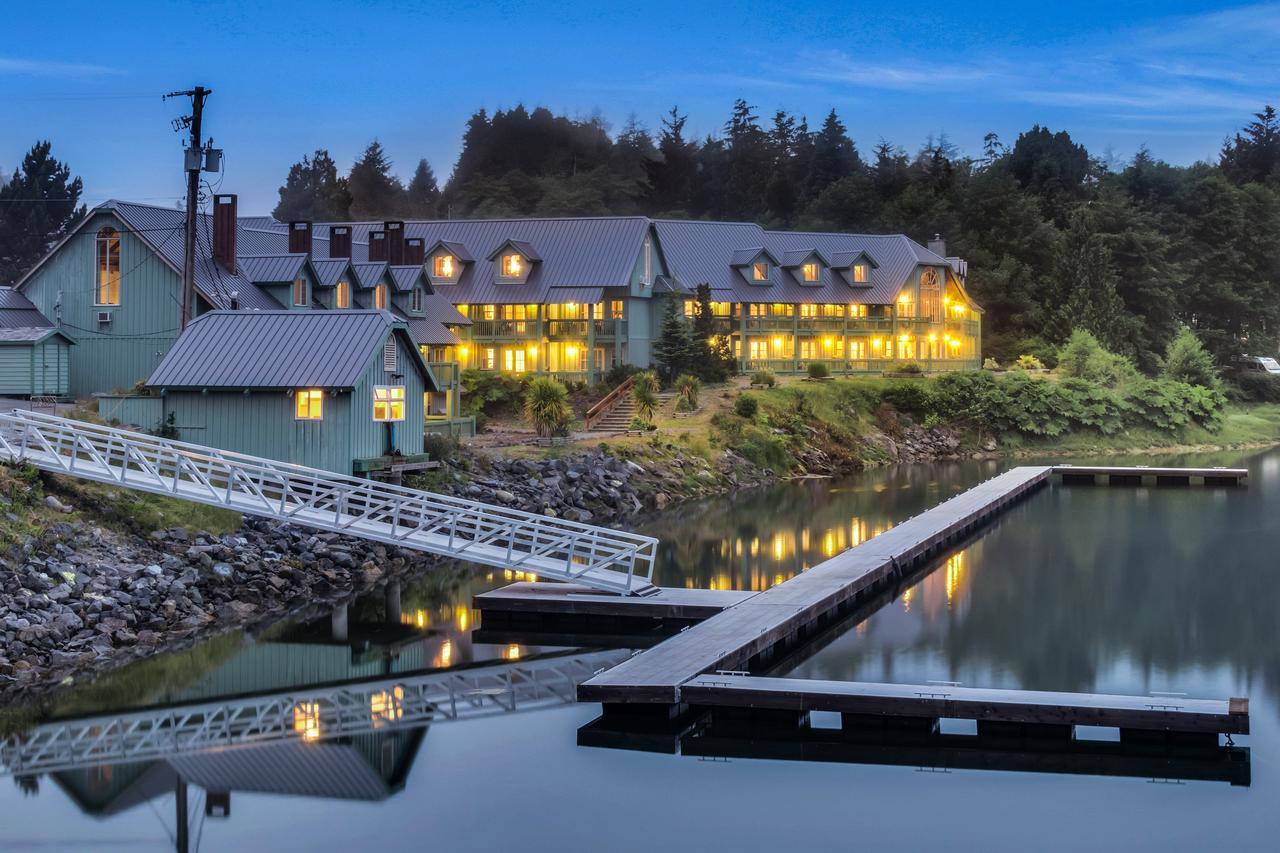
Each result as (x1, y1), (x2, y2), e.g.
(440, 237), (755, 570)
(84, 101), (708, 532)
(426, 361), (460, 389)
(592, 318), (627, 338)
(547, 319), (589, 338)
(470, 320), (534, 338)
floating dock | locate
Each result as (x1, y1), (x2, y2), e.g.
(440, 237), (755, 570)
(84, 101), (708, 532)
(1053, 464), (1247, 486)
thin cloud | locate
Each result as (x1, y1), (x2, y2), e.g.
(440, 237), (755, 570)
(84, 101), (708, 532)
(0, 56), (121, 77)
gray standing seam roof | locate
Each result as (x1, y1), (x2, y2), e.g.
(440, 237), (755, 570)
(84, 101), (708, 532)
(147, 310), (431, 390)
(238, 254), (308, 284)
(0, 287), (54, 329)
(389, 265), (425, 293)
(311, 258), (353, 288)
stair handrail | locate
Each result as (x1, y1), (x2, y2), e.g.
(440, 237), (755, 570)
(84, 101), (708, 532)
(585, 375), (636, 430)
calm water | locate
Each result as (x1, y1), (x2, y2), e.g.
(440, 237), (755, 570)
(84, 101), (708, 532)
(2, 449), (1279, 851)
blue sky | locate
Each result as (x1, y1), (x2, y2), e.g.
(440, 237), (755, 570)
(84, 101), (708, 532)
(1, 0), (1277, 213)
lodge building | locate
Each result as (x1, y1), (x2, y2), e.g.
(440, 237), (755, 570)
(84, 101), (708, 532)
(11, 194), (981, 415)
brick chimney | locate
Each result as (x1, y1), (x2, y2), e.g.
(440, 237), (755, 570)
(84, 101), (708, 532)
(385, 221), (405, 265)
(927, 233), (947, 258)
(212, 194), (237, 271)
(288, 221), (312, 255)
(405, 237), (425, 266)
(368, 229), (387, 262)
(328, 225), (351, 259)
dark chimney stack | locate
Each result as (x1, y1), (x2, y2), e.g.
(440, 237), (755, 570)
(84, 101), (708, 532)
(405, 237), (425, 266)
(384, 221), (405, 265)
(927, 233), (947, 258)
(368, 230), (387, 262)
(329, 225), (351, 259)
(212, 194), (237, 271)
(288, 221), (313, 255)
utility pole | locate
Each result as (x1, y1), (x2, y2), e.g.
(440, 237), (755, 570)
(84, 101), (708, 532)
(164, 86), (212, 332)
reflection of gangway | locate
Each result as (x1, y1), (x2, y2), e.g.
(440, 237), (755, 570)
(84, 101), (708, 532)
(0, 650), (628, 776)
(0, 410), (657, 595)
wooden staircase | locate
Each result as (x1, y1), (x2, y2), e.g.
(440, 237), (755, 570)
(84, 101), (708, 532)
(586, 376), (636, 432)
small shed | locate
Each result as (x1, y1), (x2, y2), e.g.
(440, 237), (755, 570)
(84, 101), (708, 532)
(0, 288), (74, 397)
(145, 310), (439, 476)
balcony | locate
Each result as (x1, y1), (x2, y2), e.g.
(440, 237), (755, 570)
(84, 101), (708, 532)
(547, 319), (589, 338)
(426, 361), (461, 389)
(470, 319), (534, 338)
(796, 317), (847, 333)
(592, 318), (627, 338)
(744, 316), (797, 332)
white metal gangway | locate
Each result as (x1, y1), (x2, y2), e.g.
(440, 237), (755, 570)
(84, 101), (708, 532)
(0, 409), (658, 595)
(0, 650), (629, 776)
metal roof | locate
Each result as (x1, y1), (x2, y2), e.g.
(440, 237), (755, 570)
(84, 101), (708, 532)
(147, 310), (431, 390)
(420, 292), (470, 326)
(389, 265), (425, 293)
(425, 239), (474, 263)
(352, 262), (389, 290)
(0, 287), (54, 329)
(238, 253), (308, 284)
(311, 258), (352, 288)
(0, 327), (73, 344)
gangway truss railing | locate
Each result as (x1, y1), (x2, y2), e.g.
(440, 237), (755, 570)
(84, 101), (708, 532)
(0, 650), (629, 776)
(0, 409), (658, 595)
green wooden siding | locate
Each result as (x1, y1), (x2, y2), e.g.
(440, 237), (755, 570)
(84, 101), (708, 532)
(32, 338), (71, 395)
(0, 348), (31, 395)
(96, 394), (165, 428)
(348, 331), (427, 461)
(20, 211), (181, 397)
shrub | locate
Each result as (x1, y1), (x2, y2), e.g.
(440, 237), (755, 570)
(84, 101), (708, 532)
(628, 416), (656, 432)
(806, 361), (830, 379)
(733, 393), (759, 418)
(750, 369), (777, 387)
(461, 369), (526, 419)
(603, 363), (641, 389)
(1231, 372), (1280, 403)
(983, 357), (1001, 370)
(523, 377), (573, 437)
(880, 381), (937, 418)
(422, 432), (459, 462)
(890, 361), (925, 375)
(1161, 328), (1220, 390)
(1014, 354), (1044, 371)
(674, 373), (701, 410)
(632, 371), (659, 424)
(1056, 330), (1137, 388)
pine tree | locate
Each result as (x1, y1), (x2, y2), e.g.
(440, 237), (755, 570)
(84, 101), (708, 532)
(1049, 209), (1126, 350)
(348, 140), (406, 219)
(692, 282), (734, 380)
(650, 107), (697, 213)
(405, 159), (441, 219)
(652, 297), (697, 382)
(721, 99), (771, 219)
(273, 149), (351, 222)
(805, 109), (859, 201)
(1221, 105), (1280, 185)
(0, 141), (84, 284)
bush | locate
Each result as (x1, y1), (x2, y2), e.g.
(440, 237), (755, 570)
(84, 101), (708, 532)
(889, 361), (925, 375)
(461, 369), (526, 419)
(1056, 330), (1137, 388)
(628, 416), (656, 432)
(1014, 354), (1044, 371)
(750, 369), (777, 387)
(422, 432), (459, 462)
(603, 363), (641, 389)
(733, 393), (759, 418)
(983, 357), (1001, 370)
(1231, 372), (1280, 403)
(1161, 328), (1220, 390)
(632, 371), (659, 424)
(523, 377), (573, 437)
(806, 361), (830, 379)
(880, 381), (937, 417)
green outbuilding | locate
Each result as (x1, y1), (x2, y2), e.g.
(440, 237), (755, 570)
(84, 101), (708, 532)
(0, 288), (74, 398)
(144, 309), (440, 476)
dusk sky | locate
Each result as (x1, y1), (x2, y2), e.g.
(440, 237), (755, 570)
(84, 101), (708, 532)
(2, 0), (1277, 214)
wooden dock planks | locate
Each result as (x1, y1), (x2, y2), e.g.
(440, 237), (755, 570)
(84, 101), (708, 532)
(578, 466), (1054, 704)
(680, 675), (1249, 736)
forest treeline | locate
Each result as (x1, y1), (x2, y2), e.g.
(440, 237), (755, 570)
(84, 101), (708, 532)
(5, 100), (1280, 369)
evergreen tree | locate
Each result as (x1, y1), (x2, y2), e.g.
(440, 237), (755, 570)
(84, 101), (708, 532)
(1161, 327), (1220, 389)
(0, 141), (84, 284)
(348, 140), (406, 219)
(1049, 208), (1126, 350)
(273, 149), (351, 222)
(721, 99), (772, 219)
(1221, 105), (1280, 185)
(404, 158), (441, 219)
(650, 107), (697, 214)
(652, 297), (697, 382)
(804, 109), (859, 201)
(692, 282), (734, 380)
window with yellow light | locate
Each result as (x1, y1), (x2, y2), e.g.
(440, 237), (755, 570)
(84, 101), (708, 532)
(372, 385), (405, 422)
(801, 262), (819, 282)
(501, 253), (523, 277)
(752, 261), (769, 281)
(433, 254), (456, 278)
(295, 389), (324, 420)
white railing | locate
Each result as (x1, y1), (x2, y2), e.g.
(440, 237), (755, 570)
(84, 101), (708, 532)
(0, 410), (658, 595)
(0, 650), (628, 776)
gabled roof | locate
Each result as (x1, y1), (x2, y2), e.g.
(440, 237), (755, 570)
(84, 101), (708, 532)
(0, 327), (74, 345)
(424, 239), (474, 263)
(486, 238), (542, 263)
(352, 262), (389, 290)
(147, 310), (434, 391)
(391, 303), (461, 347)
(829, 250), (880, 270)
(238, 253), (309, 284)
(389, 265), (426, 293)
(729, 247), (779, 267)
(780, 248), (830, 268)
(311, 258), (354, 288)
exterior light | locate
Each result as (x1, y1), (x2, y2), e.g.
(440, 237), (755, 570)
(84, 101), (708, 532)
(872, 338), (882, 348)
(458, 345), (469, 358)
(928, 334), (937, 342)
(527, 344), (538, 356)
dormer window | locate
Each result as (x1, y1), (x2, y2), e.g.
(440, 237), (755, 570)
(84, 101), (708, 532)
(335, 281), (350, 308)
(374, 284), (389, 310)
(501, 253), (524, 278)
(752, 262), (769, 281)
(853, 263), (869, 284)
(433, 255), (456, 278)
(411, 286), (423, 313)
(292, 278), (307, 307)
(801, 262), (819, 282)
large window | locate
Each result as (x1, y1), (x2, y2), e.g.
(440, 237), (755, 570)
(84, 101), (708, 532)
(335, 281), (350, 308)
(500, 253), (523, 278)
(295, 389), (324, 420)
(433, 254), (456, 278)
(373, 385), (405, 421)
(801, 262), (819, 282)
(292, 278), (307, 306)
(504, 348), (527, 373)
(374, 284), (389, 310)
(95, 227), (121, 306)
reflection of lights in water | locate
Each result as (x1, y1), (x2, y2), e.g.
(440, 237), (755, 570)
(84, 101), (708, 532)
(436, 639), (454, 668)
(945, 551), (965, 606)
(455, 607), (470, 632)
(293, 702), (321, 741)
(750, 538), (760, 557)
(801, 529), (810, 550)
(773, 573), (784, 587)
(855, 621), (868, 636)
(772, 532), (786, 561)
(370, 686), (405, 726)
(734, 539), (743, 557)
(505, 643), (522, 661)
(901, 586), (914, 612)
(400, 609), (429, 629)
(822, 531), (837, 557)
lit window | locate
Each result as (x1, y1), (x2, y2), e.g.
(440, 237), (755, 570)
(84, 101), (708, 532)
(433, 255), (456, 278)
(95, 227), (121, 306)
(295, 389), (324, 420)
(373, 385), (405, 421)
(335, 281), (350, 308)
(853, 263), (869, 284)
(375, 284), (388, 310)
(752, 262), (769, 281)
(293, 278), (307, 306)
(411, 287), (423, 312)
(482, 304), (496, 321)
(501, 253), (523, 277)
(610, 300), (624, 319)
(504, 348), (527, 373)
(482, 347), (496, 370)
(801, 262), (819, 282)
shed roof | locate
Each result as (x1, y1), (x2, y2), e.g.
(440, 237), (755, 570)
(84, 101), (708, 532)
(147, 310), (433, 390)
(0, 327), (74, 345)
(0, 287), (54, 329)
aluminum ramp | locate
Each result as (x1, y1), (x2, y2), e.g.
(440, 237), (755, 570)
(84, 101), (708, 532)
(0, 410), (658, 595)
